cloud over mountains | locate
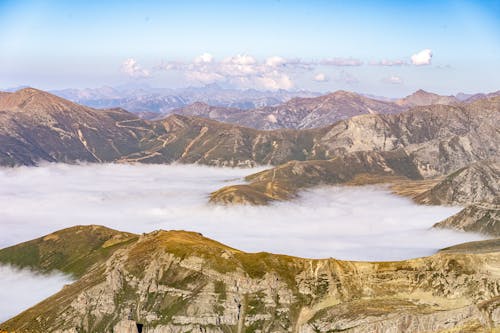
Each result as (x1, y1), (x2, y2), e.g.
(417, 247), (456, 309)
(121, 49), (434, 89)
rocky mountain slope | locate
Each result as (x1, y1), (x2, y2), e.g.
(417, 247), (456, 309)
(395, 89), (459, 107)
(0, 88), (164, 166)
(415, 160), (499, 206)
(1, 226), (499, 333)
(434, 203), (499, 237)
(210, 149), (423, 205)
(173, 90), (405, 130)
(1, 88), (498, 172)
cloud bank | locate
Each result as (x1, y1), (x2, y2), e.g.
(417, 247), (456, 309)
(0, 164), (484, 262)
(0, 265), (72, 322)
(122, 49), (436, 88)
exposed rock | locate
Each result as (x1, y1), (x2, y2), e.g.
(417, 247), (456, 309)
(210, 149), (423, 204)
(434, 204), (500, 237)
(415, 160), (499, 205)
(0, 226), (499, 332)
(395, 89), (459, 107)
(0, 89), (498, 175)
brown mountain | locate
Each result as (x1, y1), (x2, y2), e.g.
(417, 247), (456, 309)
(1, 226), (499, 332)
(415, 160), (499, 206)
(395, 89), (459, 107)
(172, 90), (405, 130)
(1, 89), (498, 177)
(0, 88), (161, 166)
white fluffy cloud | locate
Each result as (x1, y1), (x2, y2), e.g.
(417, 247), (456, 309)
(257, 72), (293, 90)
(411, 49), (433, 65)
(265, 56), (287, 67)
(313, 73), (328, 82)
(120, 58), (151, 78)
(194, 52), (214, 64)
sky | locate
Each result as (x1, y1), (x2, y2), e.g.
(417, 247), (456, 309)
(0, 0), (499, 96)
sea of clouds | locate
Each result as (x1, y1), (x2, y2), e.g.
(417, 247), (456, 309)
(0, 163), (487, 322)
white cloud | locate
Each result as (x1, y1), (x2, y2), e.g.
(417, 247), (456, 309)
(120, 58), (151, 78)
(411, 49), (433, 65)
(265, 56), (286, 67)
(222, 54), (256, 66)
(257, 72), (294, 90)
(194, 52), (214, 64)
(313, 73), (328, 82)
(0, 265), (72, 322)
(320, 57), (363, 66)
(382, 75), (403, 84)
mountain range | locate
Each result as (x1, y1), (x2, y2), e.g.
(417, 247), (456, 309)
(0, 86), (499, 331)
(48, 84), (321, 119)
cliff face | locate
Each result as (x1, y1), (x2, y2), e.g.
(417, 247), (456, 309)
(1, 226), (499, 333)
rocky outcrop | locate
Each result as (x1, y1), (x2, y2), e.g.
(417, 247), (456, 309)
(415, 160), (499, 205)
(0, 226), (499, 332)
(434, 204), (500, 237)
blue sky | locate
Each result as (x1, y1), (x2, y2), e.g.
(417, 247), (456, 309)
(0, 0), (498, 96)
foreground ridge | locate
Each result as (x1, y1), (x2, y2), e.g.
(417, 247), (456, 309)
(0, 226), (499, 332)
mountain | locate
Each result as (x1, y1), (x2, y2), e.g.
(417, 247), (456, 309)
(415, 160), (499, 206)
(172, 90), (405, 130)
(1, 226), (499, 332)
(1, 89), (498, 174)
(395, 89), (459, 107)
(434, 203), (499, 236)
(456, 90), (500, 103)
(0, 88), (165, 166)
(409, 160), (500, 237)
(51, 84), (321, 119)
(210, 150), (423, 205)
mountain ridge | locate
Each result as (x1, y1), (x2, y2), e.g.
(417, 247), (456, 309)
(1, 225), (499, 332)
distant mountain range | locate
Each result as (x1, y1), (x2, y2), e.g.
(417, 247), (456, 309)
(48, 83), (321, 119)
(43, 84), (499, 130)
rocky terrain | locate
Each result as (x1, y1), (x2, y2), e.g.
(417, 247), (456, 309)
(395, 89), (459, 107)
(1, 88), (498, 171)
(210, 150), (423, 205)
(0, 225), (499, 333)
(173, 90), (405, 130)
(415, 160), (499, 206)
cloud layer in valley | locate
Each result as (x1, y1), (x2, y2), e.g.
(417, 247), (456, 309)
(0, 265), (72, 322)
(0, 163), (484, 261)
